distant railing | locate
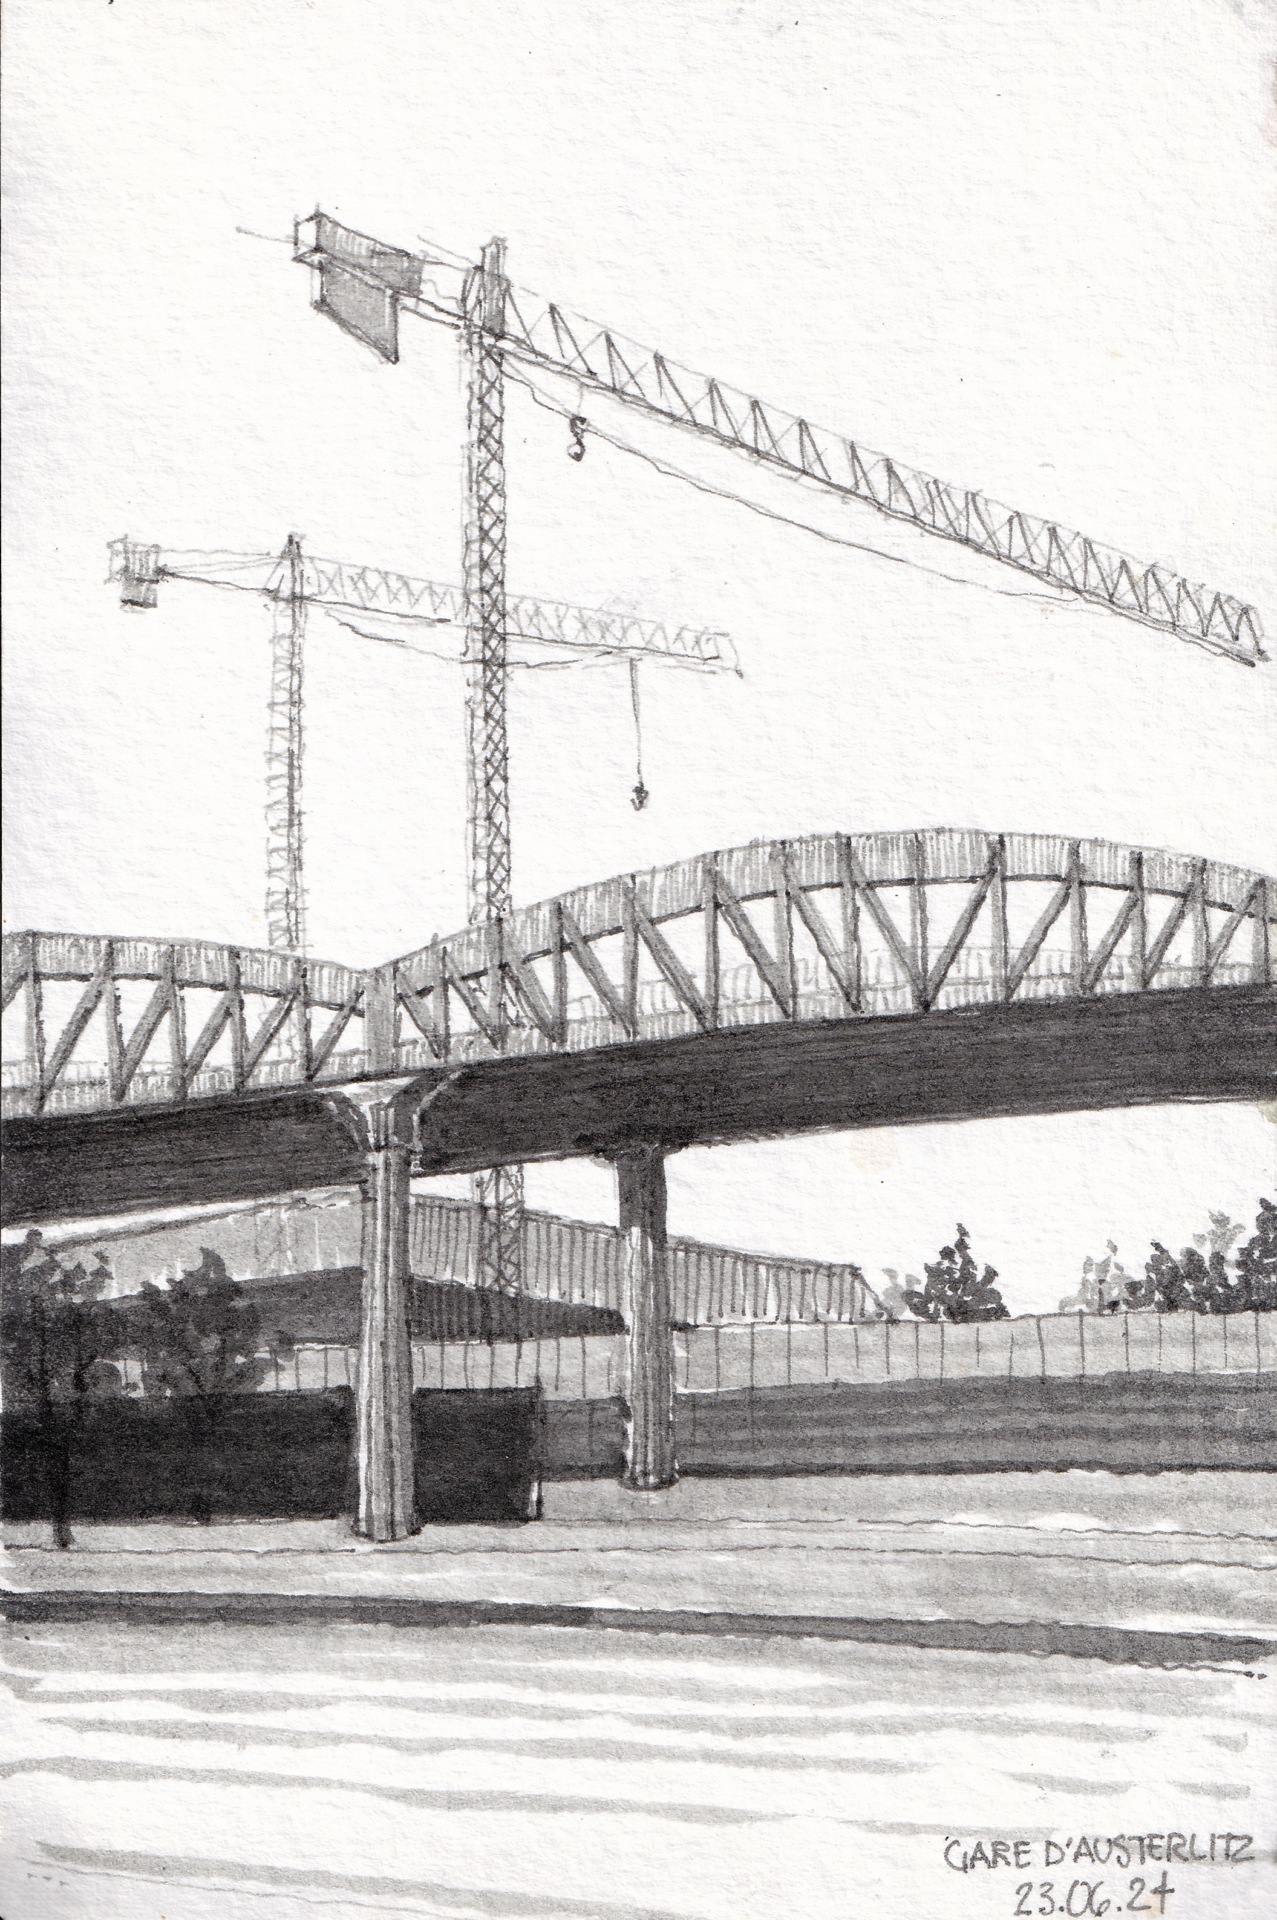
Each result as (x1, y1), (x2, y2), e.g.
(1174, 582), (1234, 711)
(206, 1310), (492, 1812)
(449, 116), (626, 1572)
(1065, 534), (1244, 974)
(412, 1193), (871, 1324)
(114, 1337), (623, 1400)
(5, 829), (1273, 1115)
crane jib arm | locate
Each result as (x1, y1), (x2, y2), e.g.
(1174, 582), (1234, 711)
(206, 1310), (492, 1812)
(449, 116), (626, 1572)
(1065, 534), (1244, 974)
(294, 212), (1265, 665)
(106, 539), (736, 672)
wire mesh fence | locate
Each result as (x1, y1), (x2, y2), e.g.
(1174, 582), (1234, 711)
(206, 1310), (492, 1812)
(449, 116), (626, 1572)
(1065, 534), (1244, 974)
(678, 1308), (1276, 1392)
(116, 1307), (1273, 1405)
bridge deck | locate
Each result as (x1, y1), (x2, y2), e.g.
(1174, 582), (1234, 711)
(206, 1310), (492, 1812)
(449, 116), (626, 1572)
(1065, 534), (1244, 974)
(4, 983), (1273, 1227)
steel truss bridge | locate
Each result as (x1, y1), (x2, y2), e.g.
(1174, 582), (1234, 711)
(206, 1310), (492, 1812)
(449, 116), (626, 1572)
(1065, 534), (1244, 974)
(6, 825), (1273, 1533)
(4, 825), (1273, 1215)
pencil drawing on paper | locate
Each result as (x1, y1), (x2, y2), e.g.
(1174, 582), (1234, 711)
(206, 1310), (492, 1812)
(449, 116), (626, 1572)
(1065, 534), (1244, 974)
(3, 13), (1276, 1912)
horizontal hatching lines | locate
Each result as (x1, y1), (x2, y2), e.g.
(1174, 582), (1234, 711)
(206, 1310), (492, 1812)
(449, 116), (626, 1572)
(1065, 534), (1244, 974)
(29, 1696), (1161, 1748)
(1007, 1772), (1134, 1796)
(12, 1694), (1192, 1822)
(38, 1715), (928, 1776)
(0, 1754), (818, 1828)
(40, 1845), (698, 1920)
(12, 1683), (1176, 1749)
(1171, 1778), (1253, 1799)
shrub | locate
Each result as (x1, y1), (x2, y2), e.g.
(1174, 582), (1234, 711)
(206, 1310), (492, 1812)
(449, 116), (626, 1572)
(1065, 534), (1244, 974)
(1059, 1241), (1135, 1315)
(130, 1247), (294, 1522)
(904, 1225), (1009, 1324)
(1236, 1198), (1277, 1311)
(1123, 1200), (1277, 1314)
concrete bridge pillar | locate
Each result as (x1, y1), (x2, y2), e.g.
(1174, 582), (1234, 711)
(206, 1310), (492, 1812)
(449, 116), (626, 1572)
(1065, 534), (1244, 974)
(615, 1144), (677, 1491)
(325, 1083), (421, 1541)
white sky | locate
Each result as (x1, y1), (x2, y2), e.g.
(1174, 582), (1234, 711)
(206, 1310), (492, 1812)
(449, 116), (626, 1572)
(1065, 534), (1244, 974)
(3, 0), (1275, 1309)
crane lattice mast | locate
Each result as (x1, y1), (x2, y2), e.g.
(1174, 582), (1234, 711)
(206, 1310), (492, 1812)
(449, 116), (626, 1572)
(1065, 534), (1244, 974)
(265, 534), (307, 956)
(461, 241), (523, 1287)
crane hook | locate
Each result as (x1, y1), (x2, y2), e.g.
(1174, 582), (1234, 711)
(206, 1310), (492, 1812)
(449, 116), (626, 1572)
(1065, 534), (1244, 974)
(567, 415), (587, 462)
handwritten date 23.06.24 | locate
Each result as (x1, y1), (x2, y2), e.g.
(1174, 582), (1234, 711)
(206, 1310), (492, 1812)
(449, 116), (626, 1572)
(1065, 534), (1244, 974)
(1014, 1878), (1174, 1917)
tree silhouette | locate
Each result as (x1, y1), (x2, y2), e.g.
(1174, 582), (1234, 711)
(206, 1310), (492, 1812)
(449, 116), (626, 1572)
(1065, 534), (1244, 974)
(133, 1247), (278, 1396)
(874, 1270), (914, 1322)
(904, 1225), (1009, 1324)
(1192, 1211), (1246, 1263)
(131, 1247), (293, 1521)
(1145, 1242), (1235, 1314)
(1059, 1241), (1135, 1315)
(1, 1232), (129, 1545)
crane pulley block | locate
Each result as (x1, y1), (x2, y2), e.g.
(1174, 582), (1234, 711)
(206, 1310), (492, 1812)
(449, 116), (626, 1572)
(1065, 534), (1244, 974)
(108, 538), (162, 609)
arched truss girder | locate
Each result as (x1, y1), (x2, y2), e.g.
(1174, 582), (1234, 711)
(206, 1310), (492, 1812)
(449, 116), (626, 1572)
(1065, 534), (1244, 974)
(4, 827), (1273, 1119)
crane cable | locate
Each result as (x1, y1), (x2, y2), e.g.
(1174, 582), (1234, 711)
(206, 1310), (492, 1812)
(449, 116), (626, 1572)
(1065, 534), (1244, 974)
(512, 361), (1087, 612)
(628, 657), (649, 810)
(565, 409), (651, 809)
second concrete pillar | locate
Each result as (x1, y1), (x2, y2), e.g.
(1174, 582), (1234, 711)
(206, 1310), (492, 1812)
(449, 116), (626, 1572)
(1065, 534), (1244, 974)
(616, 1144), (677, 1491)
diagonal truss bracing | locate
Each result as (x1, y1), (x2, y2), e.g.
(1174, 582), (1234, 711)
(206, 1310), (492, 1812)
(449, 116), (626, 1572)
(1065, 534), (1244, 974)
(7, 830), (1273, 1119)
(492, 293), (1265, 663)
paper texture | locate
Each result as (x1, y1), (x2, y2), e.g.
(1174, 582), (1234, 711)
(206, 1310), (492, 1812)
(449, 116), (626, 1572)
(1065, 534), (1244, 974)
(2, 3), (1274, 1917)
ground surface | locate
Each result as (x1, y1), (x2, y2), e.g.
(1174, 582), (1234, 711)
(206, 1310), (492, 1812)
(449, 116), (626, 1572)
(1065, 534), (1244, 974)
(2, 1618), (1273, 1920)
(6, 1473), (1277, 1641)
(3, 1474), (1274, 1919)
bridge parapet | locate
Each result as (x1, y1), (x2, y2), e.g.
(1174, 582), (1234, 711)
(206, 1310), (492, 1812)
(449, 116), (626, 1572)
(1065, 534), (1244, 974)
(4, 828), (1273, 1118)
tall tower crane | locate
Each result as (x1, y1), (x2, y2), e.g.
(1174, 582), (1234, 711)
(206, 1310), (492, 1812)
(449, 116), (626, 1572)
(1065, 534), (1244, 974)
(107, 533), (734, 1287)
(291, 211), (1264, 1295)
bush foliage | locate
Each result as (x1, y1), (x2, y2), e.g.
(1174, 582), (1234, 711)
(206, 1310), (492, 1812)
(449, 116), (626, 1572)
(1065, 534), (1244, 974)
(2, 1239), (296, 1533)
(1066, 1198), (1277, 1315)
(902, 1224), (1010, 1324)
(132, 1247), (291, 1397)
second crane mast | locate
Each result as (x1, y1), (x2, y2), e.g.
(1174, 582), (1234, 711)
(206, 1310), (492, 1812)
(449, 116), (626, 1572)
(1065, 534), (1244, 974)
(268, 534), (308, 954)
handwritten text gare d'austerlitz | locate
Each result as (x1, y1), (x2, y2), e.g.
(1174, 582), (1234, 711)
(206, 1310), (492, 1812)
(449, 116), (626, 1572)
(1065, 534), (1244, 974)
(943, 1833), (1258, 1874)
